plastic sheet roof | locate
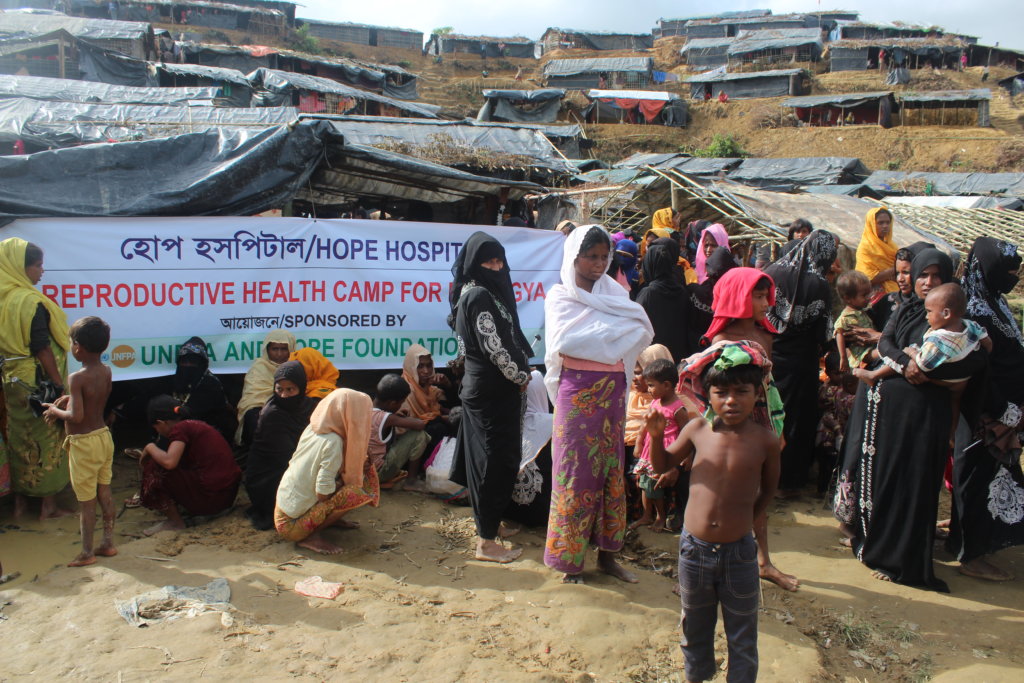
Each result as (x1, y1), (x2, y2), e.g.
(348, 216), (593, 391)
(782, 91), (893, 107)
(864, 171), (1024, 197)
(0, 74), (219, 104)
(0, 12), (150, 41)
(543, 57), (653, 77)
(728, 28), (822, 54)
(681, 37), (735, 51)
(729, 157), (868, 186)
(898, 89), (991, 102)
(249, 69), (439, 118)
(587, 90), (679, 101)
(687, 68), (804, 83)
(0, 97), (298, 147)
(154, 63), (251, 86)
(481, 89), (566, 102)
(301, 114), (570, 172)
(296, 17), (421, 33)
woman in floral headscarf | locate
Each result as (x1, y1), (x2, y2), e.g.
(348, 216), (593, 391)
(946, 237), (1024, 582)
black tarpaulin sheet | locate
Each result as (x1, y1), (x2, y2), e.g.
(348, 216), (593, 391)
(249, 68), (439, 118)
(477, 90), (564, 123)
(156, 62), (250, 86)
(729, 157), (869, 186)
(76, 38), (155, 86)
(383, 78), (418, 101)
(0, 97), (297, 148)
(0, 74), (219, 104)
(864, 171), (1024, 196)
(782, 91), (893, 108)
(0, 120), (333, 219)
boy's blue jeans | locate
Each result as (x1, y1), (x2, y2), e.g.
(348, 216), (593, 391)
(678, 528), (759, 682)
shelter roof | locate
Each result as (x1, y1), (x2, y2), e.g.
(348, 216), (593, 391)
(115, 0), (284, 16)
(0, 73), (219, 104)
(295, 17), (421, 33)
(0, 98), (297, 147)
(0, 11), (150, 41)
(249, 69), (439, 118)
(542, 27), (653, 38)
(153, 62), (251, 86)
(864, 171), (1024, 197)
(686, 68), (804, 83)
(481, 89), (565, 101)
(875, 202), (1024, 255)
(727, 157), (868, 187)
(659, 10), (771, 24)
(828, 36), (969, 50)
(781, 91), (893, 107)
(681, 37), (735, 51)
(586, 90), (679, 101)
(298, 114), (571, 172)
(543, 57), (653, 77)
(435, 33), (533, 44)
(728, 28), (823, 54)
(897, 88), (991, 102)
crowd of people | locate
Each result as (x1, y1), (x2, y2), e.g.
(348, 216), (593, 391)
(1, 210), (1023, 681)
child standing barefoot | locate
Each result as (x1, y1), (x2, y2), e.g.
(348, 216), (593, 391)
(695, 267), (798, 592)
(647, 346), (781, 683)
(42, 317), (115, 567)
(631, 359), (688, 532)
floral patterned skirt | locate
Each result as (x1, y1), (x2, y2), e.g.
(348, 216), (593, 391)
(544, 368), (627, 575)
(274, 462), (379, 542)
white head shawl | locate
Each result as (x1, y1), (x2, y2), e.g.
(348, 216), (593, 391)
(543, 225), (654, 402)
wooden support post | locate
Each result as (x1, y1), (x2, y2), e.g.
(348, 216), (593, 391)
(671, 187), (685, 211)
(58, 34), (66, 79)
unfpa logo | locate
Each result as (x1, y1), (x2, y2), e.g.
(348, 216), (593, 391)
(109, 345), (137, 368)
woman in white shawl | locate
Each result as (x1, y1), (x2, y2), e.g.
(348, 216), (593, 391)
(543, 225), (654, 583)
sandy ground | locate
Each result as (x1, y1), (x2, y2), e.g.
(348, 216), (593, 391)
(2, 452), (1023, 683)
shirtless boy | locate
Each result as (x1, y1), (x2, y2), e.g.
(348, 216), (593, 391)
(647, 354), (781, 683)
(43, 316), (115, 567)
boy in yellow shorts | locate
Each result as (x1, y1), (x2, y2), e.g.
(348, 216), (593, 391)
(43, 317), (114, 566)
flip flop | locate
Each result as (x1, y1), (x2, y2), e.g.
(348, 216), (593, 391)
(959, 563), (1014, 582)
(380, 470), (409, 490)
(123, 447), (143, 461)
(123, 493), (141, 508)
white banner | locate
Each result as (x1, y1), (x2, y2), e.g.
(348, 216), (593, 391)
(2, 218), (564, 379)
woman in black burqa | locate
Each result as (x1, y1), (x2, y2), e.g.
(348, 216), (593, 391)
(636, 237), (689, 363)
(834, 248), (986, 591)
(244, 361), (318, 530)
(448, 232), (533, 564)
(946, 237), (1024, 581)
(684, 246), (737, 353)
(763, 231), (837, 494)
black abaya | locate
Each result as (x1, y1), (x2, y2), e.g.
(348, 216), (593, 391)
(947, 237), (1024, 562)
(834, 249), (984, 591)
(636, 240), (689, 362)
(448, 233), (532, 540)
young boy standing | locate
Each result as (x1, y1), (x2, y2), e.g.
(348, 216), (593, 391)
(647, 344), (781, 683)
(42, 316), (115, 567)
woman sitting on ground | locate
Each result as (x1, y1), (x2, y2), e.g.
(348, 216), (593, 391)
(244, 361), (317, 530)
(400, 343), (453, 483)
(235, 329), (296, 447)
(274, 389), (378, 555)
(290, 346), (339, 400)
(139, 395), (242, 536)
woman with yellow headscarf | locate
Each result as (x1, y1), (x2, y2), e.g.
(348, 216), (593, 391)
(0, 238), (70, 519)
(290, 346), (339, 400)
(855, 207), (900, 294)
(235, 329), (296, 446)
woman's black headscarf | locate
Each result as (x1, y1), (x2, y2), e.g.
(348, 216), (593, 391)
(174, 335), (210, 393)
(642, 238), (682, 293)
(891, 247), (954, 347)
(268, 360), (308, 413)
(963, 237), (1024, 414)
(447, 231), (531, 351)
(764, 230), (837, 335)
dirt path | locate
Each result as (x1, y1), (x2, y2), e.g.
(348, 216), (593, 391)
(2, 485), (1021, 681)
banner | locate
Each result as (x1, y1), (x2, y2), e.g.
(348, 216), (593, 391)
(2, 218), (564, 379)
